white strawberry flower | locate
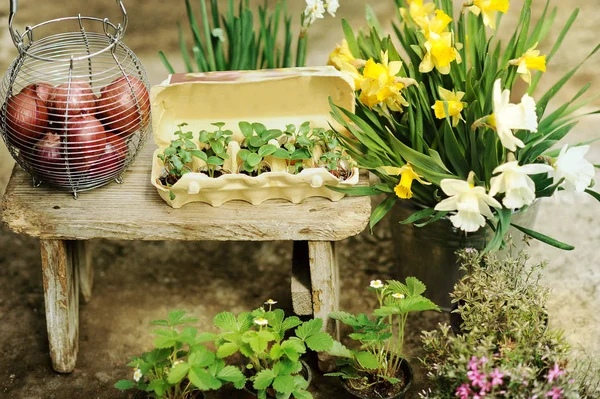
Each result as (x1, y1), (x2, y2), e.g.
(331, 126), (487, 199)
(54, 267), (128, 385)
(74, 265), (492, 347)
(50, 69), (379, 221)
(550, 144), (595, 192)
(489, 157), (553, 209)
(370, 280), (384, 289)
(435, 174), (502, 232)
(392, 293), (406, 299)
(133, 368), (143, 382)
(253, 317), (269, 326)
(490, 79), (538, 151)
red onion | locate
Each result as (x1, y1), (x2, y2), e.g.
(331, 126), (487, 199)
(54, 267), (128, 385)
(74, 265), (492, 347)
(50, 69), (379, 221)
(48, 80), (98, 121)
(21, 132), (66, 184)
(22, 82), (54, 104)
(5, 87), (50, 150)
(88, 133), (128, 180)
(97, 75), (150, 137)
(65, 114), (107, 172)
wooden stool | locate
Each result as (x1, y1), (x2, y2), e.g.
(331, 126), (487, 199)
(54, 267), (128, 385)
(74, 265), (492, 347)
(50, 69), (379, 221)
(1, 144), (370, 373)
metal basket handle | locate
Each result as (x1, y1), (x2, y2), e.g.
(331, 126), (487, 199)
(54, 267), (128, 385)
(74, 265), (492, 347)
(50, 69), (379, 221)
(8, 0), (128, 49)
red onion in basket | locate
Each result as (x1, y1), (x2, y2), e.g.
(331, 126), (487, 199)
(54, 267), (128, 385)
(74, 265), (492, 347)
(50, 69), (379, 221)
(5, 87), (50, 150)
(22, 82), (54, 104)
(32, 132), (64, 166)
(88, 133), (128, 180)
(48, 80), (98, 120)
(65, 114), (107, 172)
(97, 75), (150, 137)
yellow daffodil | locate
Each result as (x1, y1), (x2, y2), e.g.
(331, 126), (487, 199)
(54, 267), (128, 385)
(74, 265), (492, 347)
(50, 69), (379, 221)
(432, 87), (466, 126)
(400, 0), (436, 31)
(468, 0), (510, 30)
(425, 9), (453, 37)
(359, 51), (411, 112)
(508, 42), (547, 84)
(420, 31), (461, 75)
(383, 163), (431, 199)
(328, 40), (363, 88)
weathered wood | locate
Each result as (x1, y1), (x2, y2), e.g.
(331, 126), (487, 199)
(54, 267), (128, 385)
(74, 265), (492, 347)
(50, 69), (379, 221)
(308, 241), (339, 372)
(74, 241), (93, 303)
(1, 144), (371, 242)
(40, 239), (79, 373)
(291, 241), (312, 316)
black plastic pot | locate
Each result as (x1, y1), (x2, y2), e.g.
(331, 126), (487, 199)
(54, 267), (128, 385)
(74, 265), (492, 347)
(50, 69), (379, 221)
(340, 359), (413, 399)
(244, 360), (313, 398)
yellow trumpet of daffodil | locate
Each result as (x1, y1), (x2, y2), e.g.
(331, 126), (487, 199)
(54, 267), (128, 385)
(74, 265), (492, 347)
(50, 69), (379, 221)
(400, 0), (436, 31)
(420, 31), (461, 75)
(328, 39), (364, 88)
(381, 164), (431, 199)
(425, 9), (453, 37)
(468, 0), (510, 30)
(358, 51), (411, 113)
(432, 87), (466, 126)
(508, 42), (547, 84)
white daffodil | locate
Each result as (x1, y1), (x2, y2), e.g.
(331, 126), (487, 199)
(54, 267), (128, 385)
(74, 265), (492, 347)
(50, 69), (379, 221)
(253, 317), (269, 326)
(435, 174), (502, 232)
(325, 0), (340, 17)
(133, 368), (143, 382)
(550, 144), (595, 192)
(489, 157), (553, 209)
(489, 79), (538, 151)
(370, 280), (384, 289)
(392, 293), (406, 299)
(304, 0), (326, 25)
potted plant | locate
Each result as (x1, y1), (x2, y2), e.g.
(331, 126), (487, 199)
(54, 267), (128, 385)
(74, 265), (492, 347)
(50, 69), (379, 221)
(325, 277), (440, 399)
(152, 121), (359, 206)
(326, 0), (599, 308)
(115, 310), (246, 399)
(209, 299), (334, 399)
(420, 250), (581, 398)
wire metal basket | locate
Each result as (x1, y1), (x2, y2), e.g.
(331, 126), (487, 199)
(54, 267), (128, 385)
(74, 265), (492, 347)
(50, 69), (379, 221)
(0, 0), (151, 197)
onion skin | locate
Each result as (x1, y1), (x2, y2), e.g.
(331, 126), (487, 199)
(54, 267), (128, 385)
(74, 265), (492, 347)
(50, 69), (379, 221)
(48, 80), (98, 121)
(23, 132), (65, 184)
(22, 82), (54, 104)
(65, 115), (107, 173)
(97, 75), (150, 136)
(88, 133), (128, 180)
(5, 87), (50, 150)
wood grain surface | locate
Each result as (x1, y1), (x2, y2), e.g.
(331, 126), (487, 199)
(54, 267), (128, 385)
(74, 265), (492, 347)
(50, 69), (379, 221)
(1, 142), (371, 241)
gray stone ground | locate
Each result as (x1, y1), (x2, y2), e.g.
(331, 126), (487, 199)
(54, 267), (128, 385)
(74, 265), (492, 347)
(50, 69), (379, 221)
(0, 1), (598, 398)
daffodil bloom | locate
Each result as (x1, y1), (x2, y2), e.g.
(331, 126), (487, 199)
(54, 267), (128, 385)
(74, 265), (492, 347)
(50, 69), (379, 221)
(487, 79), (538, 151)
(265, 299), (278, 305)
(384, 164), (431, 199)
(392, 293), (406, 299)
(509, 43), (547, 84)
(433, 87), (466, 126)
(359, 52), (410, 112)
(420, 31), (461, 75)
(304, 0), (325, 26)
(328, 40), (362, 88)
(468, 0), (510, 30)
(253, 317), (269, 326)
(550, 145), (595, 192)
(424, 9), (453, 37)
(370, 280), (384, 289)
(133, 368), (143, 382)
(401, 0), (436, 31)
(489, 157), (553, 209)
(435, 174), (502, 232)
(325, 0), (340, 17)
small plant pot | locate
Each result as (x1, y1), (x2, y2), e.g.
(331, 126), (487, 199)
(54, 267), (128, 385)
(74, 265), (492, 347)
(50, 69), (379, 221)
(340, 359), (413, 399)
(244, 360), (313, 398)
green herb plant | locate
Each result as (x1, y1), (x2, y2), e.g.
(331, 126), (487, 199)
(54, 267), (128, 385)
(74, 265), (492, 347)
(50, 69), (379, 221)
(159, 0), (338, 73)
(326, 277), (440, 393)
(420, 250), (581, 398)
(115, 310), (246, 399)
(196, 122), (233, 178)
(210, 300), (334, 399)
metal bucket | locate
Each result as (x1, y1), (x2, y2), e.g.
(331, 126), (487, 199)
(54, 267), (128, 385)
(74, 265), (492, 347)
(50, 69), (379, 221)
(390, 200), (540, 311)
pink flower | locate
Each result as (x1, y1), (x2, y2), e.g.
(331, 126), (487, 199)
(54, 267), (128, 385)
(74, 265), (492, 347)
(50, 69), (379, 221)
(490, 368), (504, 386)
(455, 383), (471, 399)
(546, 387), (563, 399)
(547, 364), (565, 383)
(468, 356), (479, 371)
(467, 369), (487, 388)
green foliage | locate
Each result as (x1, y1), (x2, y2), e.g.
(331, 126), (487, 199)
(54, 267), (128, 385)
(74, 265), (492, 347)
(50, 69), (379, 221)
(114, 311), (245, 398)
(420, 250), (580, 398)
(331, 0), (600, 252)
(159, 0), (321, 72)
(211, 303), (333, 399)
(326, 277), (439, 389)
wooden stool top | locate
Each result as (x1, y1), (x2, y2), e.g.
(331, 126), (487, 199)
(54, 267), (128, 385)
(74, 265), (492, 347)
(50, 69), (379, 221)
(1, 143), (371, 241)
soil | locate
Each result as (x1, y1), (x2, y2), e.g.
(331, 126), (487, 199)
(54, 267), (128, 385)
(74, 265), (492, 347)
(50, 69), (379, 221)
(343, 368), (409, 399)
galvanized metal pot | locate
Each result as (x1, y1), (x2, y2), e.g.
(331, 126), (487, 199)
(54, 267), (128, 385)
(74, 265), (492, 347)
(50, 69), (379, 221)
(390, 200), (540, 311)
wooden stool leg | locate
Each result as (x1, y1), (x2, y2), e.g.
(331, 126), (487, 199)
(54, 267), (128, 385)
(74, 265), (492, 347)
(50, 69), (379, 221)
(291, 241), (312, 316)
(75, 241), (93, 303)
(40, 239), (79, 373)
(308, 241), (340, 372)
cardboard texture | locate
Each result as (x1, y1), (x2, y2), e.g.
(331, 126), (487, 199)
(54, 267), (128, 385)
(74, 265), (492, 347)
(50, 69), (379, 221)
(150, 66), (358, 208)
